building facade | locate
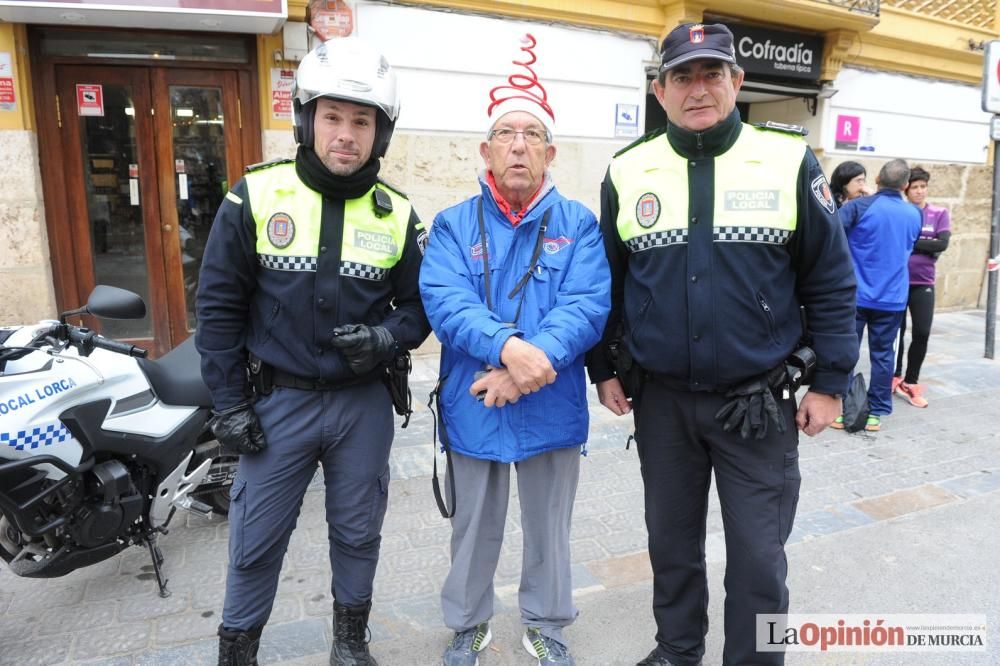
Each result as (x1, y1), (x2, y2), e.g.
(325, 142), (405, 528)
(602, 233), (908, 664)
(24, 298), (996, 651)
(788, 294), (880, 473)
(1, 0), (996, 352)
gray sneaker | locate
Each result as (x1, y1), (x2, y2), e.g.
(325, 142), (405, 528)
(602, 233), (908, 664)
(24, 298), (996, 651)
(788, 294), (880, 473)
(522, 627), (575, 665)
(442, 622), (492, 666)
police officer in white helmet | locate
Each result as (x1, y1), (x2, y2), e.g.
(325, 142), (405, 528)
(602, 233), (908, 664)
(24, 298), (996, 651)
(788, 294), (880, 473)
(196, 37), (429, 666)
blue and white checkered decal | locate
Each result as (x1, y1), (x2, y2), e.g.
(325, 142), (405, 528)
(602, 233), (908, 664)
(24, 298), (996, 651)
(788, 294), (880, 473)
(1, 422), (73, 451)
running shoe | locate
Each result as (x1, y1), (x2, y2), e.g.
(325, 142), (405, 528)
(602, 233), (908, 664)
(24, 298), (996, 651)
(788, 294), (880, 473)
(897, 382), (928, 408)
(442, 622), (491, 666)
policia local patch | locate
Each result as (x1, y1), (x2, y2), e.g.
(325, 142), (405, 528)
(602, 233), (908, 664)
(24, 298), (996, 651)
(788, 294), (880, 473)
(636, 192), (661, 228)
(267, 212), (295, 249)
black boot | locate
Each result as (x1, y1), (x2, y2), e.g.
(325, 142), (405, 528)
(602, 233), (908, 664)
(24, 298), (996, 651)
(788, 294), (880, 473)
(217, 624), (263, 666)
(330, 600), (377, 665)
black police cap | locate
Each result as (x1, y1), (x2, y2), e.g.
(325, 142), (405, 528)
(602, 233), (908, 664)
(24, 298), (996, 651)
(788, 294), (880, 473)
(659, 23), (737, 73)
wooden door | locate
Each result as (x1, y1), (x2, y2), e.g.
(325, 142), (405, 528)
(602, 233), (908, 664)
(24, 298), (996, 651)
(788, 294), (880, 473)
(151, 68), (246, 346)
(52, 64), (256, 354)
(55, 65), (170, 352)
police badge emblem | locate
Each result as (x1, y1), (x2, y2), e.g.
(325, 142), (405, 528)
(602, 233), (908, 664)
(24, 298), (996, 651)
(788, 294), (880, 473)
(636, 192), (661, 228)
(267, 212), (295, 249)
(810, 175), (836, 215)
(689, 24), (705, 44)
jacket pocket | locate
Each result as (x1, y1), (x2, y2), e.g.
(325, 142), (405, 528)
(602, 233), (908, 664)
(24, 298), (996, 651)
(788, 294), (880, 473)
(756, 291), (780, 346)
(366, 469), (391, 542)
(627, 293), (654, 339)
(258, 300), (281, 345)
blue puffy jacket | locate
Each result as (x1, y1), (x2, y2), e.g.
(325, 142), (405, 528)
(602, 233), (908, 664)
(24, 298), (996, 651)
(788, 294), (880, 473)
(419, 178), (611, 463)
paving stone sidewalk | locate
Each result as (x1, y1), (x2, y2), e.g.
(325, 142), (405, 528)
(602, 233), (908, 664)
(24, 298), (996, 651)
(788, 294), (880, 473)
(1, 310), (997, 665)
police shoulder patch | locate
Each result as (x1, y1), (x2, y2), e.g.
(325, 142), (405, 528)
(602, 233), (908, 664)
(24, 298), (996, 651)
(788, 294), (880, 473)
(635, 192), (661, 228)
(754, 121), (808, 137)
(810, 174), (836, 215)
(267, 212), (295, 249)
(245, 157), (294, 174)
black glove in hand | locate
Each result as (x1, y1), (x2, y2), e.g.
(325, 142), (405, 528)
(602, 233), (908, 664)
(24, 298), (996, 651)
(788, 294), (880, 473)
(714, 376), (787, 440)
(210, 403), (267, 455)
(330, 324), (396, 375)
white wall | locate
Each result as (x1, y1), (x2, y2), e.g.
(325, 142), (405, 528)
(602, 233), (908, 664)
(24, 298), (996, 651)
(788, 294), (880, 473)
(822, 66), (991, 164)
(351, 2), (655, 139)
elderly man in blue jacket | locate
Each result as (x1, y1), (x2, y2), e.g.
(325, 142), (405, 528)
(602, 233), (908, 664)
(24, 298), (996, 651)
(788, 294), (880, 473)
(835, 158), (921, 432)
(419, 34), (610, 666)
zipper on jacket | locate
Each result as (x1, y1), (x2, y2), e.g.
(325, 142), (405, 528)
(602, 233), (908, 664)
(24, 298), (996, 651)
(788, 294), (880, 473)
(756, 292), (778, 342)
(696, 132), (703, 152)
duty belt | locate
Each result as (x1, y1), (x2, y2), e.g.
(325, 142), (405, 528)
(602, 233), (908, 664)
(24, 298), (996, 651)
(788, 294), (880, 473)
(270, 369), (376, 392)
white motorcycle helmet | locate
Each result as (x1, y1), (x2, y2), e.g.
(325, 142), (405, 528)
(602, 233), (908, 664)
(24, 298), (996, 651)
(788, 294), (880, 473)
(293, 37), (400, 159)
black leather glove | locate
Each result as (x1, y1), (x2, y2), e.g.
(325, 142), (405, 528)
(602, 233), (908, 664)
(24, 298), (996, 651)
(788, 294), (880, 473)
(210, 402), (267, 456)
(330, 324), (396, 375)
(714, 374), (787, 440)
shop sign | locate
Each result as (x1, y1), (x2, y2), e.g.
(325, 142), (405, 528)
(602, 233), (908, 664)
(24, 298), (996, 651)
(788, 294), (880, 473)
(729, 23), (822, 82)
(0, 1), (286, 33)
(614, 103), (639, 138)
(271, 68), (295, 120)
(835, 114), (860, 151)
(0, 0), (284, 13)
(982, 40), (1000, 114)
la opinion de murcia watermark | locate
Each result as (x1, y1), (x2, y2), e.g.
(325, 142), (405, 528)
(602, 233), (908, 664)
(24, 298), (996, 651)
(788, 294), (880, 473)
(756, 614), (987, 652)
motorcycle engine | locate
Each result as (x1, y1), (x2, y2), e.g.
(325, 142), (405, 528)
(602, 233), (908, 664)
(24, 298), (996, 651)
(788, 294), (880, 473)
(71, 460), (143, 548)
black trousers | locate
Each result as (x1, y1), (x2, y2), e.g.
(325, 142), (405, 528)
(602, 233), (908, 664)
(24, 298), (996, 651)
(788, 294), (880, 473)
(635, 380), (800, 666)
(895, 284), (935, 383)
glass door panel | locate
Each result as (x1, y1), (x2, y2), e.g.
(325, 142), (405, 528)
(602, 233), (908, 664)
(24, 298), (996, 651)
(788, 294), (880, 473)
(78, 84), (153, 339)
(170, 84), (228, 331)
(153, 68), (244, 344)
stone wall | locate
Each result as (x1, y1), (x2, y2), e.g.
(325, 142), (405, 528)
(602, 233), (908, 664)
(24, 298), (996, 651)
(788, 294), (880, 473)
(821, 156), (993, 310)
(0, 130), (56, 326)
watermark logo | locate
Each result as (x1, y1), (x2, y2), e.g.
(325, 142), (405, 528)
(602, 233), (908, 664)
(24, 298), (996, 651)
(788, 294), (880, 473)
(757, 615), (987, 653)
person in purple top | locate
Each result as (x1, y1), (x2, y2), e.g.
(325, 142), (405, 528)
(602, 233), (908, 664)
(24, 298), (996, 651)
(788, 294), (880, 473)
(893, 166), (951, 408)
(833, 158), (922, 432)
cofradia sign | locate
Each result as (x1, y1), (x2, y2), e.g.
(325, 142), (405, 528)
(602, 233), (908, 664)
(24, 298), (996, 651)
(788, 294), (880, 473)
(729, 24), (823, 82)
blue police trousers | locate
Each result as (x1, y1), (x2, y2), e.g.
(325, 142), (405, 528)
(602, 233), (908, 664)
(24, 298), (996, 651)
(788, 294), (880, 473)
(635, 380), (800, 666)
(221, 382), (393, 631)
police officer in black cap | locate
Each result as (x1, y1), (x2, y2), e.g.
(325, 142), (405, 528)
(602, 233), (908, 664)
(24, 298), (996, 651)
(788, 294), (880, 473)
(586, 22), (858, 665)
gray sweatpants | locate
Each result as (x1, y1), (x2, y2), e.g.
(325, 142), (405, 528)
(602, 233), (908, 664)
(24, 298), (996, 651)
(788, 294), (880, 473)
(441, 446), (581, 643)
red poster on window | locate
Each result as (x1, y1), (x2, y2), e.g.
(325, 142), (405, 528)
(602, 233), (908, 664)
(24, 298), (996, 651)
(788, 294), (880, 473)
(0, 77), (15, 108)
(76, 84), (104, 117)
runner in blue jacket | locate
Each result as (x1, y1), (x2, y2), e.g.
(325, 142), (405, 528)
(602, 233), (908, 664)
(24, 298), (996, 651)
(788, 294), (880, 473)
(418, 33), (610, 666)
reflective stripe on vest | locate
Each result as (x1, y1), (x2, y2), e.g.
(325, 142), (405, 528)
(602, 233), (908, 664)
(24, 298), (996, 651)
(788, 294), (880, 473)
(612, 126), (804, 252)
(244, 162), (412, 279)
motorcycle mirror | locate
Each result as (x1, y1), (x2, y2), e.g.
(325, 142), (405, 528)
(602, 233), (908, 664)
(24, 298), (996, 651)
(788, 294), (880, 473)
(60, 285), (147, 323)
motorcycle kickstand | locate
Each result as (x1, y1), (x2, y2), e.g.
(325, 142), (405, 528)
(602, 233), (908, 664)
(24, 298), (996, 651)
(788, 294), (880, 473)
(142, 532), (171, 598)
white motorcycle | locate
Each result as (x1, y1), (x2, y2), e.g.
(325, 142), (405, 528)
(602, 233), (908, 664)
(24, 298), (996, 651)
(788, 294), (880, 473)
(0, 286), (235, 597)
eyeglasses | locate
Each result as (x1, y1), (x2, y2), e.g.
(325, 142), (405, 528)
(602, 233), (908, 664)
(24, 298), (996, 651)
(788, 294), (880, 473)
(488, 128), (549, 145)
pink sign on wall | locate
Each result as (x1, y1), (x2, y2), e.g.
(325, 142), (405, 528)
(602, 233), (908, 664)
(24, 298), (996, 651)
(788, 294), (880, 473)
(835, 114), (860, 151)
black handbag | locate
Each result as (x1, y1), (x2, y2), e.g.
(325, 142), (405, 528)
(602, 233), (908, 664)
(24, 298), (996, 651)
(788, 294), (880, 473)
(842, 374), (870, 433)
